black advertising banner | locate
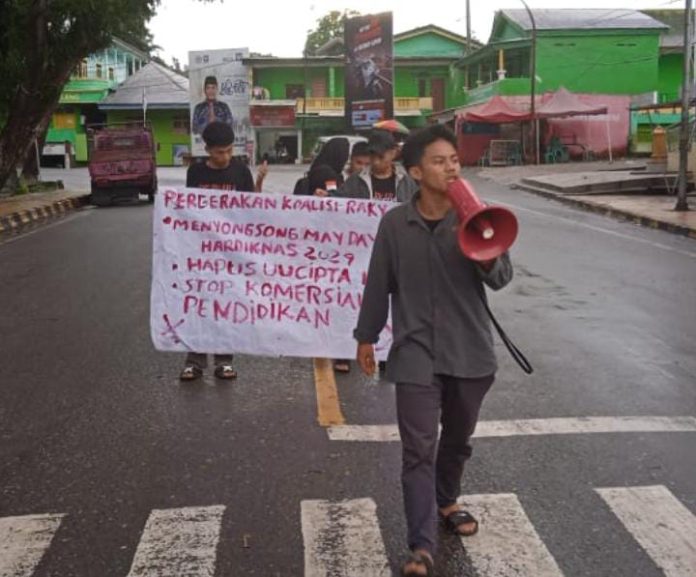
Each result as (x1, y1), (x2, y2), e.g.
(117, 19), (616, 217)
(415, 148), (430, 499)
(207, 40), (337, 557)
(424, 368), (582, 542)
(344, 12), (394, 131)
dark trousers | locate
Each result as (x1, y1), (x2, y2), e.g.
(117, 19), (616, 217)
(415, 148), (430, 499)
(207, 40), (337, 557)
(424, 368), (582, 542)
(184, 352), (233, 368)
(396, 374), (494, 555)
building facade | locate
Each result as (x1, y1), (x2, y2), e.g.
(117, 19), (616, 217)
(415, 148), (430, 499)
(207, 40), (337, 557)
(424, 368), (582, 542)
(441, 9), (671, 163)
(248, 25), (478, 162)
(45, 38), (149, 164)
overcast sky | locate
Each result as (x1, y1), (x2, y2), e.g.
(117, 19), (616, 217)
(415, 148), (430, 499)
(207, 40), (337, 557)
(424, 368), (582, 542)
(150, 0), (680, 65)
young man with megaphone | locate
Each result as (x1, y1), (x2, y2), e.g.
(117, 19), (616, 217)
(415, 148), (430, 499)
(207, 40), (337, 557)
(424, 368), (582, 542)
(354, 125), (514, 577)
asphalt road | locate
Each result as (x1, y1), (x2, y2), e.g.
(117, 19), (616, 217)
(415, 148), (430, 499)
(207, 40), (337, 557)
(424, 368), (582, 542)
(1, 165), (695, 577)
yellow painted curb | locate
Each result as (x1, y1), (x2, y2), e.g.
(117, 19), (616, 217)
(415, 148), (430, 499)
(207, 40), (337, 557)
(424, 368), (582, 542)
(313, 357), (346, 427)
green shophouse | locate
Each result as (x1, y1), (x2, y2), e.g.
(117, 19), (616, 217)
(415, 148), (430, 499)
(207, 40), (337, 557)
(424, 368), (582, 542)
(247, 25), (479, 161)
(455, 9), (667, 105)
(45, 38), (149, 164)
(442, 9), (669, 161)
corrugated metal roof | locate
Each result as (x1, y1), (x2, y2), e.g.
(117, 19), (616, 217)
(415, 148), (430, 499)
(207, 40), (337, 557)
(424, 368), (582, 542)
(503, 9), (669, 31)
(640, 9), (684, 48)
(100, 62), (189, 109)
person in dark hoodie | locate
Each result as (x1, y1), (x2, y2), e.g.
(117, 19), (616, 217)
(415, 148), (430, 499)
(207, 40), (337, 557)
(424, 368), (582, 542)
(293, 137), (350, 195)
(336, 130), (418, 202)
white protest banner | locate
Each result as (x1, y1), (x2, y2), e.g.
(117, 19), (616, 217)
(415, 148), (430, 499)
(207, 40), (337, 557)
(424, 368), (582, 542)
(150, 188), (393, 359)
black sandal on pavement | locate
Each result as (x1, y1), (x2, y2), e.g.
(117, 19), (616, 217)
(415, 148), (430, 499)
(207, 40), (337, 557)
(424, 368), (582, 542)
(179, 365), (203, 381)
(401, 551), (434, 577)
(214, 364), (237, 380)
(441, 509), (479, 537)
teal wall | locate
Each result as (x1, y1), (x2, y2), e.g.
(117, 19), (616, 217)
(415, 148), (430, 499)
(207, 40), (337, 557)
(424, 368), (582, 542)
(535, 32), (660, 94)
(657, 53), (682, 102)
(493, 20), (526, 42)
(255, 68), (305, 99)
(255, 66), (346, 98)
(464, 77), (533, 104)
(631, 110), (681, 153)
(458, 29), (662, 102)
(395, 33), (465, 58)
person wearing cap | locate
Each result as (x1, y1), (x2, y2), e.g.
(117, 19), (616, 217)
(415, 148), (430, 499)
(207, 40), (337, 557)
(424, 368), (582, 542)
(192, 75), (234, 135)
(336, 129), (418, 202)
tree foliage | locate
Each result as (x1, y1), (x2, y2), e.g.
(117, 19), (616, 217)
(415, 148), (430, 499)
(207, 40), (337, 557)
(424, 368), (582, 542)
(0, 0), (213, 191)
(304, 9), (361, 56)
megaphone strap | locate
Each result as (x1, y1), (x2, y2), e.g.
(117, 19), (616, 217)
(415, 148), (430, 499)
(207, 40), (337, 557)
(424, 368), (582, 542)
(479, 289), (534, 375)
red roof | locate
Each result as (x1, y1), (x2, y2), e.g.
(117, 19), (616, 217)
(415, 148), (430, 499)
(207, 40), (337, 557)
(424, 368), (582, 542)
(536, 87), (608, 118)
(463, 95), (532, 123)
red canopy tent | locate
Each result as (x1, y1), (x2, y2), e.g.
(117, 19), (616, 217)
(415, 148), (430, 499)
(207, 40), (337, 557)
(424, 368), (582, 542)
(535, 87), (611, 161)
(536, 87), (608, 118)
(457, 96), (532, 165)
(463, 95), (533, 123)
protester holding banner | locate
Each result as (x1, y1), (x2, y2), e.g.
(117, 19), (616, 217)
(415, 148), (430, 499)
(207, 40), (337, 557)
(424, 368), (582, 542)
(337, 130), (418, 202)
(179, 121), (256, 381)
(353, 125), (513, 577)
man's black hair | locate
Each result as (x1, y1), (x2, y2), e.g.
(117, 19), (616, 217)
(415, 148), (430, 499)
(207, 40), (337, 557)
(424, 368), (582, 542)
(202, 121), (235, 148)
(204, 75), (218, 87)
(401, 125), (458, 171)
(351, 141), (370, 157)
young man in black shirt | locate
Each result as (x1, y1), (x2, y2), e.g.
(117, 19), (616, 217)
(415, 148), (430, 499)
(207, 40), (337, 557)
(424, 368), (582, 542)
(180, 121), (264, 381)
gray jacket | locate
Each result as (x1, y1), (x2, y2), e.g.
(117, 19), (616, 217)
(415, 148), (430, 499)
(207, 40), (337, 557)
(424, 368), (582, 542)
(354, 193), (514, 384)
(336, 165), (418, 202)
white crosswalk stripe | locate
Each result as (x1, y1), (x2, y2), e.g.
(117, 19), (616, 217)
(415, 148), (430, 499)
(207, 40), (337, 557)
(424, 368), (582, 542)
(126, 505), (225, 577)
(2, 485), (695, 576)
(457, 493), (564, 577)
(327, 416), (696, 442)
(0, 513), (64, 577)
(301, 497), (391, 577)
(596, 485), (696, 577)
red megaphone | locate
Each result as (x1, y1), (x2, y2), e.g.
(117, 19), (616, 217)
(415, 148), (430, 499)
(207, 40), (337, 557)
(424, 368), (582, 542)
(447, 178), (518, 262)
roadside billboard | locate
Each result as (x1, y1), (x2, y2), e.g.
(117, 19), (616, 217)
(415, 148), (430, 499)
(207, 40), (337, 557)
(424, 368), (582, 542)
(188, 48), (253, 158)
(344, 12), (394, 131)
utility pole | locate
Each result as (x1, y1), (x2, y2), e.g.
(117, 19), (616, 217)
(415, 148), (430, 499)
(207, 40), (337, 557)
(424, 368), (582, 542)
(520, 0), (538, 164)
(677, 0), (692, 211)
(466, 0), (472, 53)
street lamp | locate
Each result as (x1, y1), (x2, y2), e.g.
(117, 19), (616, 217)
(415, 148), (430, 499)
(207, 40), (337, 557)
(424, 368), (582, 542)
(519, 0), (538, 164)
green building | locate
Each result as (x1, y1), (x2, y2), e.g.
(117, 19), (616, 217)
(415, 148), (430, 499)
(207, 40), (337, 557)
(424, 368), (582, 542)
(431, 9), (676, 162)
(454, 9), (667, 106)
(45, 38), (149, 164)
(247, 24), (479, 161)
(630, 10), (686, 153)
(99, 62), (191, 166)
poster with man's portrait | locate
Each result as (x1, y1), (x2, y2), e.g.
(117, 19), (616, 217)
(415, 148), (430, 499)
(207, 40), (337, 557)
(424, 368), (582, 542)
(188, 48), (253, 158)
(344, 12), (394, 130)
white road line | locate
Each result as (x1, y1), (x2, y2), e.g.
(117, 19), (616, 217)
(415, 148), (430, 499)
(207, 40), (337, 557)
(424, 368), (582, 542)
(488, 198), (696, 259)
(0, 513), (64, 577)
(302, 498), (390, 577)
(596, 485), (696, 577)
(126, 505), (224, 577)
(459, 493), (564, 577)
(327, 416), (696, 442)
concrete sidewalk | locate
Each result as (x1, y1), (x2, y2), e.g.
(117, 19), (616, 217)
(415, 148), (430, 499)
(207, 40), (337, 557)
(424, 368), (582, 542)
(471, 161), (696, 239)
(0, 189), (90, 234)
